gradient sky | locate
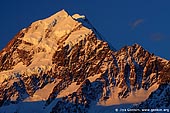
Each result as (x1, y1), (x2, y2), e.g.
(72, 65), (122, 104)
(0, 0), (169, 60)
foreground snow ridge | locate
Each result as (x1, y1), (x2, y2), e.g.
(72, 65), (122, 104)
(0, 9), (169, 113)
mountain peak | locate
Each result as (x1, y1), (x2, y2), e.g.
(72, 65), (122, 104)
(132, 43), (142, 48)
(0, 10), (169, 113)
(43, 9), (69, 24)
(0, 9), (108, 75)
(16, 10), (93, 53)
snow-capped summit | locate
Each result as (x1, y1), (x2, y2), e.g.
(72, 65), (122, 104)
(0, 10), (169, 113)
(0, 10), (93, 76)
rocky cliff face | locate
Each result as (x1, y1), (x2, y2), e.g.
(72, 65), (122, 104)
(0, 10), (169, 113)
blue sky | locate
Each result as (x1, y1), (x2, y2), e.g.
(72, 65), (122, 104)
(0, 0), (169, 59)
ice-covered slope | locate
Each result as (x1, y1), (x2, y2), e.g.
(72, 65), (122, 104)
(0, 10), (169, 113)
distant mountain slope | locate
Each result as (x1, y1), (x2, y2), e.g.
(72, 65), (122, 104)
(0, 10), (169, 113)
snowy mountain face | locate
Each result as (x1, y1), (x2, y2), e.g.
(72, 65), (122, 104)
(0, 10), (169, 113)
